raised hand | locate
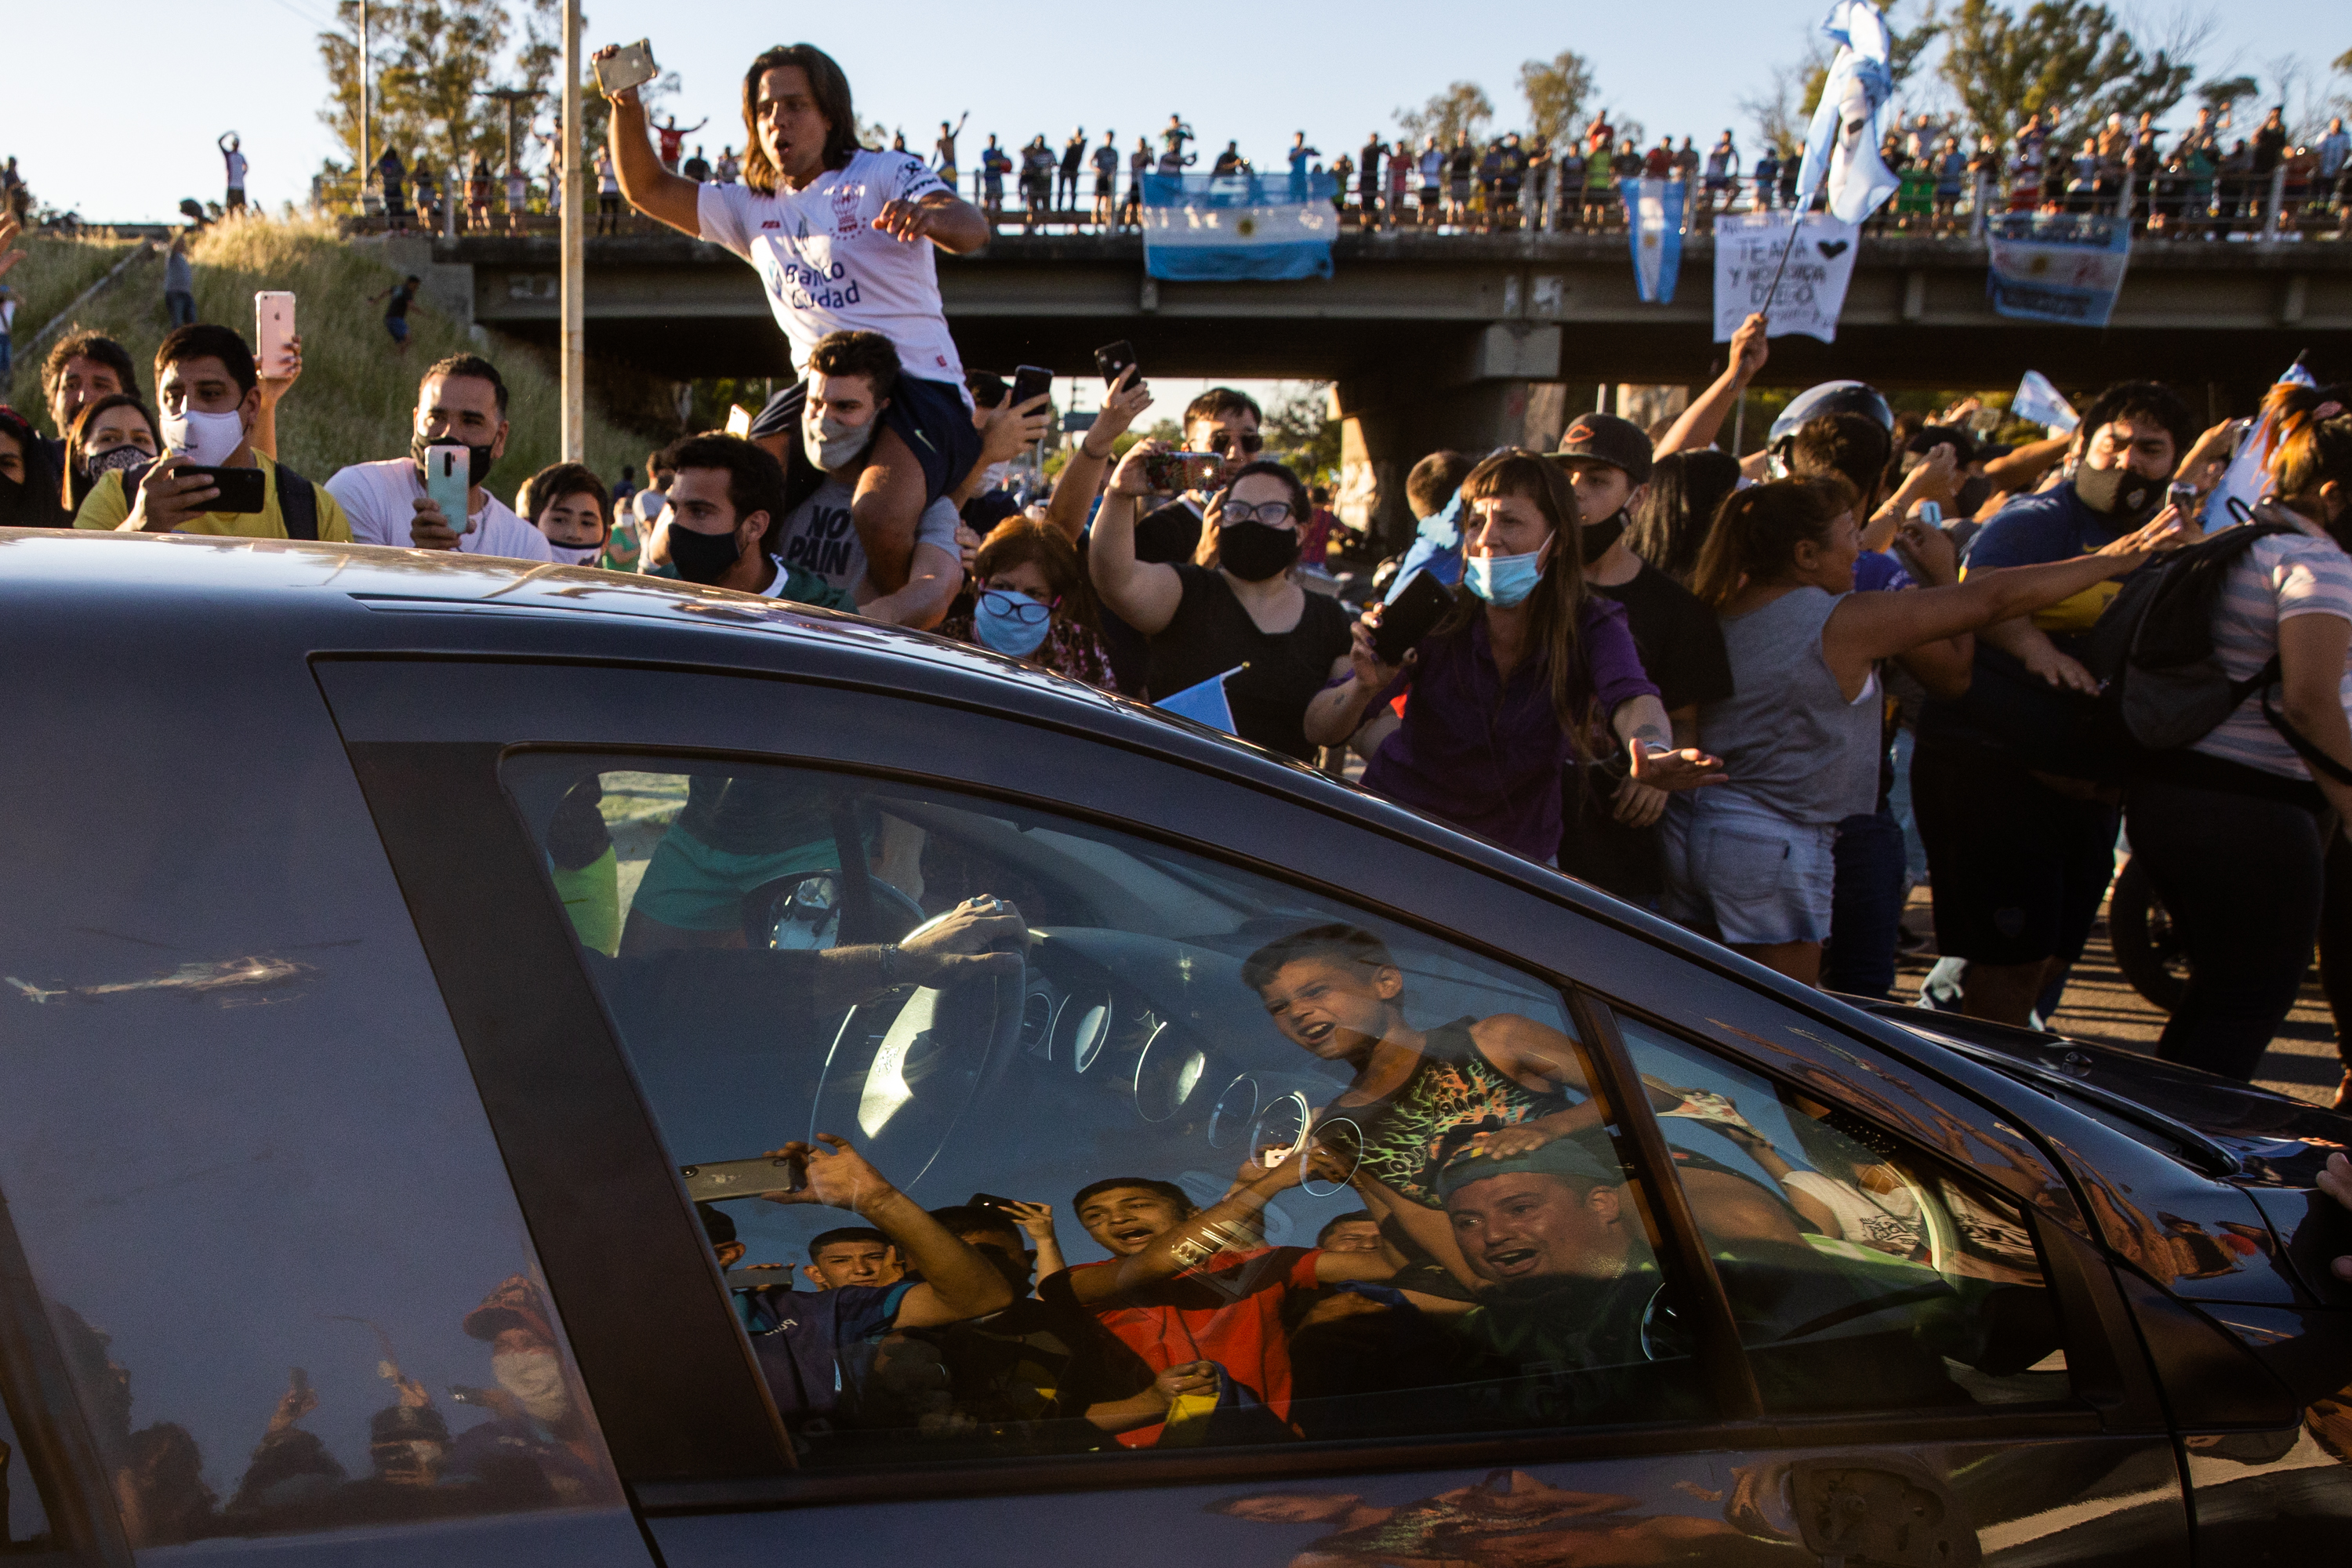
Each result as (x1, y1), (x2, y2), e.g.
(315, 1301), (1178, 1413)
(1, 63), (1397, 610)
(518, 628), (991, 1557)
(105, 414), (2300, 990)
(760, 1134), (896, 1214)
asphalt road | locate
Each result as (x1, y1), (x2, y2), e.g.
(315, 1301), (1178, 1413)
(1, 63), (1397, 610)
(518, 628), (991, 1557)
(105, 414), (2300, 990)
(1893, 890), (2343, 1109)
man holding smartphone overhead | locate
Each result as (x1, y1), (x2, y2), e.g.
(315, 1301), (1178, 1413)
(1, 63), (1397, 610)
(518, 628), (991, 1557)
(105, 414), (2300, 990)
(593, 39), (989, 600)
(71, 324), (350, 542)
(324, 353), (552, 561)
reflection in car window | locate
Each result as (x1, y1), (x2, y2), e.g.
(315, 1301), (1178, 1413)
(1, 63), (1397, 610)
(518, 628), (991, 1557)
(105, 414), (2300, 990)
(504, 755), (1713, 1465)
(1611, 1014), (2074, 1414)
(0, 1375), (56, 1556)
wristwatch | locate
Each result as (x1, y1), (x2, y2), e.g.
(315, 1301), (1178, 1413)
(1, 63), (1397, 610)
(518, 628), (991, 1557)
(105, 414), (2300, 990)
(878, 943), (907, 987)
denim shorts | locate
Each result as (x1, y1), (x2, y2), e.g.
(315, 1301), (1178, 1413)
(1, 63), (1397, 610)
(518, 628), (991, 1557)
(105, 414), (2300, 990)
(1662, 789), (1838, 946)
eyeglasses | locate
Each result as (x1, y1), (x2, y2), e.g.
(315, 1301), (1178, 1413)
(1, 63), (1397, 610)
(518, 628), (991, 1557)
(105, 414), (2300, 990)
(1220, 499), (1295, 528)
(1206, 430), (1265, 456)
(979, 589), (1057, 625)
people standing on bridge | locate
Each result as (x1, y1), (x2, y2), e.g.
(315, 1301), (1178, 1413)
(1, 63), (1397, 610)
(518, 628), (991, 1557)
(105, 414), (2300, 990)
(466, 154), (492, 230)
(1386, 141), (1411, 227)
(1162, 116), (1194, 162)
(934, 114), (967, 191)
(1019, 136), (1057, 230)
(1091, 132), (1120, 230)
(595, 147), (622, 234)
(1287, 133), (1320, 205)
(504, 159), (529, 233)
(681, 147), (711, 183)
(980, 135), (1009, 212)
(323, 352), (550, 561)
(1126, 137), (1151, 228)
(716, 146), (741, 184)
(376, 145), (408, 229)
(1357, 136), (1384, 225)
(218, 133), (247, 216)
(1058, 129), (1086, 212)
(656, 116), (709, 172)
(594, 39), (988, 605)
(1443, 132), (1475, 228)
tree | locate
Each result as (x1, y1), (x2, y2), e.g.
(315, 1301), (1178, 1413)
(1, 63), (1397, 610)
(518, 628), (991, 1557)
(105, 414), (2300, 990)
(315, 1), (513, 181)
(1396, 82), (1494, 149)
(1519, 51), (1597, 149)
(1264, 385), (1341, 485)
(1934, 0), (2198, 146)
(2196, 74), (2258, 117)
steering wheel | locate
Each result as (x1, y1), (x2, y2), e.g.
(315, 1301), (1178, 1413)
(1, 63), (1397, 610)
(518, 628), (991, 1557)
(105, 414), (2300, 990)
(801, 909), (1027, 1196)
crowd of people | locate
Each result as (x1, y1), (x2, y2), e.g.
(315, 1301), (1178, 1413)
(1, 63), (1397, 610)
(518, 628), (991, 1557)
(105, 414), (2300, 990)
(3, 39), (2350, 1112)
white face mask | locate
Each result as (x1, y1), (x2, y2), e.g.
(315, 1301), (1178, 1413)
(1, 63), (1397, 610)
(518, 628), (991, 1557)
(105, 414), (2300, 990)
(160, 406), (246, 467)
(803, 409), (872, 473)
(546, 541), (604, 566)
(491, 1348), (572, 1425)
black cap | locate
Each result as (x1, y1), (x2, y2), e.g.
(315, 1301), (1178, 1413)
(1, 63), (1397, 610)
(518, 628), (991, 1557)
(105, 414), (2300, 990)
(1552, 412), (1654, 485)
(746, 383), (804, 440)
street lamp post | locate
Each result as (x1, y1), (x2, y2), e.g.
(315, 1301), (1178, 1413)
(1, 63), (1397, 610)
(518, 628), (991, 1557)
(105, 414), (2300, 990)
(560, 0), (584, 461)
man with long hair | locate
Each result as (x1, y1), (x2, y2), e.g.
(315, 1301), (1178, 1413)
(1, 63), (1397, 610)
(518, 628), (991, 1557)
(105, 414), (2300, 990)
(593, 40), (989, 598)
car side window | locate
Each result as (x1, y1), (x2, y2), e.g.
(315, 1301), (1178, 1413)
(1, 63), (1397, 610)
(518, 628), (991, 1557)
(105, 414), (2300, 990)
(0, 1384), (56, 1556)
(1610, 1012), (2074, 1414)
(503, 753), (1719, 1465)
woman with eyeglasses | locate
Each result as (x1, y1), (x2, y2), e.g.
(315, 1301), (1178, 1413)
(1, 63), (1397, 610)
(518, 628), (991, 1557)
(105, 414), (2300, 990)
(937, 517), (1119, 690)
(1091, 445), (1353, 760)
(1303, 450), (1726, 866)
(61, 394), (163, 513)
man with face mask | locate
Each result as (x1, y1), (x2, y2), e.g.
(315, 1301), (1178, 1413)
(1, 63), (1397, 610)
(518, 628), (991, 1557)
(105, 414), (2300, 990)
(1911, 381), (2201, 1028)
(325, 354), (551, 561)
(739, 329), (965, 627)
(71, 324), (353, 542)
(1551, 414), (1734, 904)
(651, 430), (852, 608)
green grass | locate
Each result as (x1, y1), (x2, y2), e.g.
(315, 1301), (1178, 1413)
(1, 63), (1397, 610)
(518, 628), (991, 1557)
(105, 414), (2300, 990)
(5, 218), (660, 506)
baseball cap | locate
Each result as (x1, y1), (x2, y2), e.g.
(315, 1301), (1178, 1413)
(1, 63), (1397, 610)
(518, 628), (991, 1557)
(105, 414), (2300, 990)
(1551, 412), (1654, 485)
(1436, 1132), (1621, 1201)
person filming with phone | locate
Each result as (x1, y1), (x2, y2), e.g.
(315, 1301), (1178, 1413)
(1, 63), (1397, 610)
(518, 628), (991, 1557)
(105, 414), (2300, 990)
(72, 324), (353, 542)
(324, 354), (551, 561)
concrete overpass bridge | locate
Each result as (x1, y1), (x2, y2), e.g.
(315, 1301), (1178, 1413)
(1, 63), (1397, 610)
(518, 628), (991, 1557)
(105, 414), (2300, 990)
(393, 227), (2351, 537)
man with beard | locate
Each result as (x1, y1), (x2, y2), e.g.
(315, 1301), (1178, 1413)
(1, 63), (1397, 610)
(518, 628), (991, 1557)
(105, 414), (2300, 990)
(324, 354), (551, 560)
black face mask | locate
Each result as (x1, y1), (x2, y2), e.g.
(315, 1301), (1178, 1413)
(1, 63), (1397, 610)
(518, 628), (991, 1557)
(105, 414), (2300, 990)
(410, 429), (499, 488)
(1580, 508), (1627, 564)
(666, 523), (746, 585)
(1217, 519), (1301, 582)
(2072, 463), (2161, 528)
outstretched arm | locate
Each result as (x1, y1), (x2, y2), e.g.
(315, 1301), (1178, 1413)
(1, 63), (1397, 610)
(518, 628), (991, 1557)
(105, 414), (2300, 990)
(1087, 441), (1186, 634)
(764, 1136), (1013, 1327)
(593, 49), (701, 235)
(1043, 367), (1153, 543)
(1656, 313), (1768, 459)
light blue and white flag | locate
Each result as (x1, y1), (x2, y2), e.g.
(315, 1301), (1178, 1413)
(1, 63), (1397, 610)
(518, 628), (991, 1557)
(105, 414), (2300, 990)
(1142, 171), (1338, 281)
(2012, 370), (2079, 434)
(1622, 180), (1686, 303)
(2203, 358), (2319, 530)
(1156, 664), (1247, 733)
(1793, 2), (1899, 225)
(1985, 212), (2132, 326)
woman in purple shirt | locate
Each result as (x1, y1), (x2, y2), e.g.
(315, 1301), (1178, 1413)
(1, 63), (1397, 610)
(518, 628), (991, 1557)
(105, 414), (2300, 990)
(1305, 450), (1724, 862)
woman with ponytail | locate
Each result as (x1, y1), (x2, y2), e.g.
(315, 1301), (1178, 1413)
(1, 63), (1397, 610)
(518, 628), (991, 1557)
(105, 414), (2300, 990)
(1668, 474), (2179, 985)
(1304, 449), (1724, 863)
(2127, 383), (2352, 1087)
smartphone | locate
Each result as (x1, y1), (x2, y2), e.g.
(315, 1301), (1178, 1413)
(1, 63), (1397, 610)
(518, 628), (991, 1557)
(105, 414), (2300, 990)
(2166, 481), (2199, 516)
(724, 404), (753, 437)
(1142, 451), (1221, 492)
(1372, 569), (1453, 666)
(968, 1192), (1022, 1213)
(183, 464), (267, 514)
(680, 1153), (806, 1202)
(1915, 499), (1943, 528)
(1093, 340), (1138, 388)
(1009, 365), (1054, 409)
(423, 444), (472, 533)
(254, 292), (296, 380)
(593, 38), (659, 96)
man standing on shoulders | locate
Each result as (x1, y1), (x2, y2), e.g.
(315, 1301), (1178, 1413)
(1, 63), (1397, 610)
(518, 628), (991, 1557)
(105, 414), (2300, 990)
(74, 324), (351, 543)
(325, 353), (551, 561)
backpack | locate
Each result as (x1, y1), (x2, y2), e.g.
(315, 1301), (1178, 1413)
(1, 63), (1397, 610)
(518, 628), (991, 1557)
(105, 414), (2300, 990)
(2080, 520), (2352, 783)
(114, 459), (321, 541)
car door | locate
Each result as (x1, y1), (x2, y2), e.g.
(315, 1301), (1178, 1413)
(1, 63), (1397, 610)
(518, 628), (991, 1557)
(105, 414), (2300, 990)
(316, 654), (2188, 1566)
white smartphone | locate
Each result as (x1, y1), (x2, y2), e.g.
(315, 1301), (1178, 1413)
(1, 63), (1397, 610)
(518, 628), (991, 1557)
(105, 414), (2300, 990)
(424, 445), (472, 535)
(594, 39), (659, 96)
(254, 292), (296, 379)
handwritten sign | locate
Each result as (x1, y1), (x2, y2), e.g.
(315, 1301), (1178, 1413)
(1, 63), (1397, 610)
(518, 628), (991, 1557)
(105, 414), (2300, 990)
(1713, 210), (1863, 344)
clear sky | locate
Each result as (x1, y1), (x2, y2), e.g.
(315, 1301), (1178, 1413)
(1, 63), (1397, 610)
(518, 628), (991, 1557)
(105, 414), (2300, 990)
(0, 1), (2332, 224)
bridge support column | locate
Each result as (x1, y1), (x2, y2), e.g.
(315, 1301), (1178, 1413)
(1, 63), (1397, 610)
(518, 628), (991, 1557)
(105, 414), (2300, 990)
(1334, 325), (1573, 552)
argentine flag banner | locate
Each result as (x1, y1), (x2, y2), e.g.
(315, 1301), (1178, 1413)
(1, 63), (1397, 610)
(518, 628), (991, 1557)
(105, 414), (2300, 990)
(1621, 180), (1686, 303)
(1986, 212), (2132, 327)
(1142, 171), (1339, 281)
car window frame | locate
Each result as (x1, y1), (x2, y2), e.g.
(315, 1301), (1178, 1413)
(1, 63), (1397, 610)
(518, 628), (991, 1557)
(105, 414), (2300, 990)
(0, 1192), (136, 1566)
(318, 655), (2151, 1510)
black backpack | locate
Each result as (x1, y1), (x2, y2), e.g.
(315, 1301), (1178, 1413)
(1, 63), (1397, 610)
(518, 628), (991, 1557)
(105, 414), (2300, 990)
(2081, 520), (2352, 783)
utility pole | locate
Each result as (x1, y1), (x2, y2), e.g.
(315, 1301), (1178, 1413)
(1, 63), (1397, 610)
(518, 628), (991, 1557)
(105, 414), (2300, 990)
(476, 87), (539, 180)
(560, 0), (584, 460)
(358, 0), (372, 208)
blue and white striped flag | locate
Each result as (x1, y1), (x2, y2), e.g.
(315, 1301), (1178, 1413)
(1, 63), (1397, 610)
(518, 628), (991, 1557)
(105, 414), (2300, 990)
(2203, 358), (2319, 531)
(1621, 180), (1686, 303)
(1794, 2), (1899, 226)
(1141, 171), (1338, 281)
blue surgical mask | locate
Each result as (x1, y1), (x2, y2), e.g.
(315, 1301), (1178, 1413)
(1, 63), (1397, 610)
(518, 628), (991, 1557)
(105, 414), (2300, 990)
(1465, 542), (1548, 608)
(973, 587), (1053, 657)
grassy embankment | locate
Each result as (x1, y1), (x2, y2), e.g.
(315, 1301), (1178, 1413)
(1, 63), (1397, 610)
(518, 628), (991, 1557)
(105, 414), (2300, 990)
(5, 219), (658, 506)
